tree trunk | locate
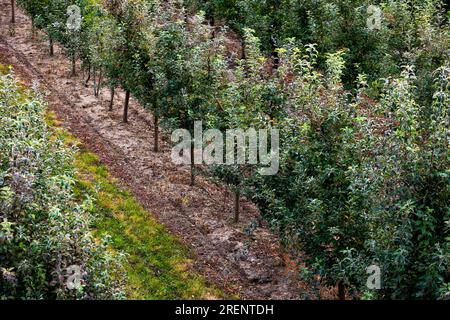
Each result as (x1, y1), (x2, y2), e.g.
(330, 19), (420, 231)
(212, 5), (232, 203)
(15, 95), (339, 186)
(71, 54), (76, 76)
(270, 36), (279, 72)
(154, 116), (159, 152)
(210, 16), (215, 39)
(95, 71), (103, 97)
(84, 63), (91, 87)
(109, 87), (115, 111)
(241, 41), (248, 77)
(31, 23), (36, 38)
(234, 191), (240, 223)
(190, 141), (195, 187)
(49, 38), (54, 56)
(223, 188), (228, 210)
(272, 50), (279, 72)
(93, 67), (97, 93)
(338, 281), (346, 300)
(207, 55), (211, 78)
(123, 90), (130, 123)
(11, 0), (15, 24)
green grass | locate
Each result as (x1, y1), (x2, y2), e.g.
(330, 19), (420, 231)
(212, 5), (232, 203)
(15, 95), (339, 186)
(1, 59), (224, 299)
(45, 111), (225, 300)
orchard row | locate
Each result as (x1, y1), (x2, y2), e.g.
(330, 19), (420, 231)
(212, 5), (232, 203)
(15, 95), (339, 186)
(0, 68), (126, 299)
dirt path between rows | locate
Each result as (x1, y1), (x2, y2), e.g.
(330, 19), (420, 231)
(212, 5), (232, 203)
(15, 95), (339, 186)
(0, 2), (332, 299)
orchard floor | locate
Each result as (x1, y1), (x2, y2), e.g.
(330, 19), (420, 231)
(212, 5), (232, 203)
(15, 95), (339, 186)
(0, 2), (335, 300)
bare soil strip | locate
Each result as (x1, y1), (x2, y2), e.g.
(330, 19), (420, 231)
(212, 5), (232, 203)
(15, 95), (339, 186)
(0, 2), (323, 299)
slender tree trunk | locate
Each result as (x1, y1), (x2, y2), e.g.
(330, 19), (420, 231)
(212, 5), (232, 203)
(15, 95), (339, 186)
(241, 41), (248, 76)
(11, 0), (15, 24)
(93, 67), (97, 93)
(71, 53), (76, 76)
(123, 90), (130, 123)
(49, 38), (54, 56)
(210, 16), (215, 39)
(84, 63), (91, 87)
(190, 141), (195, 186)
(223, 188), (228, 210)
(154, 116), (159, 152)
(95, 71), (103, 97)
(31, 23), (36, 38)
(234, 191), (240, 223)
(109, 87), (115, 111)
(207, 55), (211, 78)
(338, 281), (346, 300)
(273, 50), (279, 72)
(270, 36), (279, 72)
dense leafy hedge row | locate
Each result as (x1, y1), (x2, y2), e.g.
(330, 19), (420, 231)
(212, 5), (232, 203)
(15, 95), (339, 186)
(14, 0), (450, 299)
(0, 69), (125, 299)
(188, 0), (450, 87)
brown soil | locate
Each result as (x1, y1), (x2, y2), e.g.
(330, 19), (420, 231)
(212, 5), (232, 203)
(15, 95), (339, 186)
(0, 2), (335, 300)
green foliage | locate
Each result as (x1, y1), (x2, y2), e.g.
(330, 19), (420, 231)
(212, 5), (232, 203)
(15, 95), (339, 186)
(0, 70), (126, 299)
(250, 52), (450, 299)
(189, 0), (450, 87)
